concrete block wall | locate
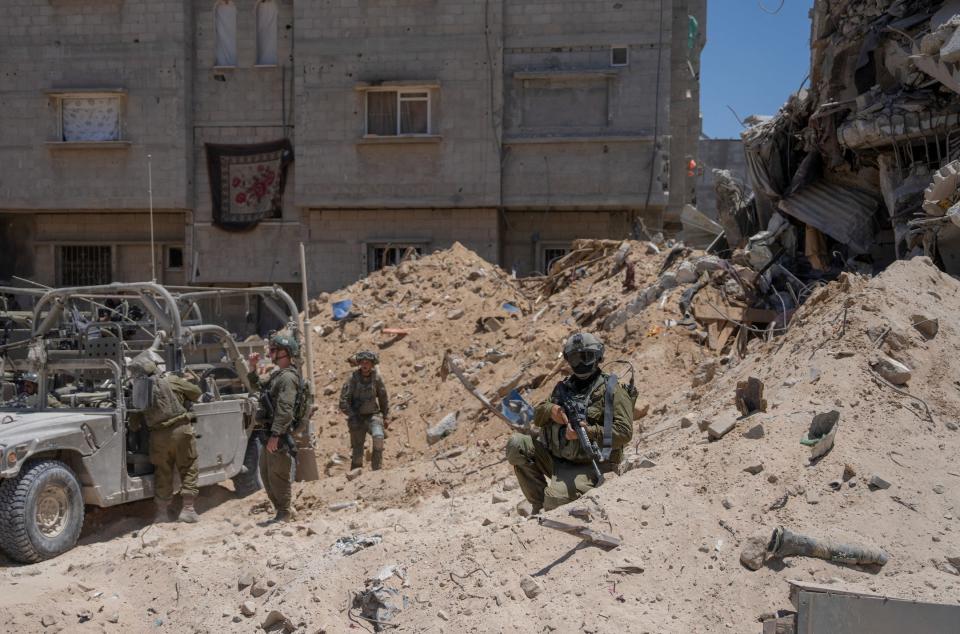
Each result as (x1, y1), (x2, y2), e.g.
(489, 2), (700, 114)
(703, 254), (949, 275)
(305, 208), (499, 292)
(293, 0), (503, 208)
(501, 0), (675, 210)
(0, 0), (192, 210)
(501, 209), (630, 274)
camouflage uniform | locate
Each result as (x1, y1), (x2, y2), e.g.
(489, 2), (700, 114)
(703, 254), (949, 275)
(339, 370), (389, 470)
(248, 366), (301, 516)
(506, 372), (633, 512)
(134, 374), (203, 502)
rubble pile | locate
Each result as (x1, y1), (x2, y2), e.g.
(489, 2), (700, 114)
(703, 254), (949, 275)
(721, 0), (960, 282)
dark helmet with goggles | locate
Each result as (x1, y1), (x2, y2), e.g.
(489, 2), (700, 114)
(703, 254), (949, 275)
(562, 332), (604, 379)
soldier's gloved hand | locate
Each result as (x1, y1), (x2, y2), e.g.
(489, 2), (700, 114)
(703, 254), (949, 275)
(550, 404), (569, 425)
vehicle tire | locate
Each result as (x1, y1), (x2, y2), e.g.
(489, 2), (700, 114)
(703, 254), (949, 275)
(0, 460), (85, 563)
(232, 435), (263, 497)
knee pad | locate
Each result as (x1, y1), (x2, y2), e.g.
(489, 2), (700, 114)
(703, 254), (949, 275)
(505, 435), (530, 466)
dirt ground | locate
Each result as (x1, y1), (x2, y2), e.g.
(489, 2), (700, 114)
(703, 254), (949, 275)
(1, 245), (958, 633)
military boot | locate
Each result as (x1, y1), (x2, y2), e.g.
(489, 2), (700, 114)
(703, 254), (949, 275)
(154, 498), (172, 523)
(371, 450), (383, 471)
(273, 508), (296, 523)
(178, 494), (199, 523)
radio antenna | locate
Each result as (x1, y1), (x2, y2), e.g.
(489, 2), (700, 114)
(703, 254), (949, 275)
(148, 153), (156, 282)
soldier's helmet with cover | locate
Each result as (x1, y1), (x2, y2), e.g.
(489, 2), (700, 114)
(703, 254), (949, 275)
(562, 332), (604, 379)
(127, 353), (158, 377)
(269, 333), (300, 358)
(21, 371), (39, 385)
(354, 350), (379, 365)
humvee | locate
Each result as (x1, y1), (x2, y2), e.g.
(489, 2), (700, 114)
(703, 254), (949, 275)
(0, 282), (304, 563)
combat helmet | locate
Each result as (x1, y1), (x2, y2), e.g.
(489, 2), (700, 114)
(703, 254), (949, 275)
(354, 350), (379, 364)
(562, 332), (604, 379)
(269, 333), (300, 357)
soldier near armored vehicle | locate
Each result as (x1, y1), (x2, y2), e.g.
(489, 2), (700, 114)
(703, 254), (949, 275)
(339, 351), (389, 471)
(247, 333), (306, 523)
(14, 372), (63, 409)
(127, 356), (203, 524)
(506, 332), (634, 514)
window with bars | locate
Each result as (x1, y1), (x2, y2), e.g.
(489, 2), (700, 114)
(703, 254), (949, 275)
(542, 246), (570, 274)
(366, 90), (431, 136)
(368, 244), (424, 272)
(58, 246), (112, 286)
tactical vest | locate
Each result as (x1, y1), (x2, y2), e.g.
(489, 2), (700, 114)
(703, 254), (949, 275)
(349, 372), (381, 415)
(542, 373), (627, 465)
(144, 376), (188, 431)
(265, 367), (310, 430)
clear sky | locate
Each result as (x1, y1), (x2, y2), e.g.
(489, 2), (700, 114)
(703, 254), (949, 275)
(700, 0), (815, 139)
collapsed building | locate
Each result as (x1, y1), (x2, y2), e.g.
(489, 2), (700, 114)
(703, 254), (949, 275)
(717, 0), (960, 283)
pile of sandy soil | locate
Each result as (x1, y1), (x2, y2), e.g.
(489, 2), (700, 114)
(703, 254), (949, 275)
(0, 250), (957, 634)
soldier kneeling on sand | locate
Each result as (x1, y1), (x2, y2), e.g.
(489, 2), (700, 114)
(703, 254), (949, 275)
(339, 351), (390, 471)
(506, 332), (634, 514)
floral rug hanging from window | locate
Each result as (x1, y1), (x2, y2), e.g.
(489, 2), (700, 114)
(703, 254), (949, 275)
(205, 139), (293, 231)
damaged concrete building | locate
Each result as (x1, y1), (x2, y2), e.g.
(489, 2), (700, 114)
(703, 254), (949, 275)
(722, 0), (960, 278)
(0, 0), (708, 331)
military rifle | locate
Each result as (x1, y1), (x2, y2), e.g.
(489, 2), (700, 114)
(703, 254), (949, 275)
(555, 384), (605, 485)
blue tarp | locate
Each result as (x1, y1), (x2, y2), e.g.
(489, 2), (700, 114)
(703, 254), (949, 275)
(332, 299), (353, 321)
(501, 389), (535, 426)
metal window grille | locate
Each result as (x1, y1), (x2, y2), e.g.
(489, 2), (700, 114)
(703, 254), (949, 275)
(369, 245), (424, 272)
(58, 246), (112, 286)
(543, 247), (570, 273)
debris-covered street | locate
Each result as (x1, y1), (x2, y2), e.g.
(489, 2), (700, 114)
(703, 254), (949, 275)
(2, 1), (960, 633)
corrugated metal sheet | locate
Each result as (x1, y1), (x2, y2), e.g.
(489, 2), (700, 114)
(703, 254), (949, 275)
(778, 180), (879, 254)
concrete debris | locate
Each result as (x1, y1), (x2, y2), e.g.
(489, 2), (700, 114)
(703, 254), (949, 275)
(240, 601), (257, 617)
(680, 412), (696, 428)
(446, 308), (465, 320)
(515, 500), (535, 518)
(744, 464), (765, 475)
(333, 534), (383, 556)
(520, 575), (543, 599)
(740, 535), (768, 571)
(743, 423), (765, 439)
(707, 415), (737, 440)
(250, 582), (268, 598)
(491, 492), (509, 504)
(328, 501), (358, 512)
(802, 411), (840, 460)
(352, 582), (408, 632)
(933, 484), (945, 495)
(346, 468), (363, 481)
(426, 412), (459, 445)
(911, 314), (940, 340)
(262, 610), (295, 633)
(691, 360), (717, 387)
(735, 377), (767, 416)
(869, 475), (893, 490)
(872, 355), (912, 385)
(237, 572), (255, 591)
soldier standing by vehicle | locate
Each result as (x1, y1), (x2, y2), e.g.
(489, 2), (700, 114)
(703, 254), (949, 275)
(505, 333), (634, 514)
(247, 334), (304, 523)
(128, 356), (203, 523)
(339, 351), (389, 471)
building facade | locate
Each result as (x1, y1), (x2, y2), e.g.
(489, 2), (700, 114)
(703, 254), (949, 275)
(0, 0), (706, 321)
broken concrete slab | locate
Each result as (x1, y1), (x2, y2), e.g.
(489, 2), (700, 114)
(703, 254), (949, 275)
(910, 314), (939, 340)
(743, 423), (765, 439)
(680, 412), (697, 429)
(520, 575), (543, 599)
(872, 355), (912, 385)
(707, 416), (737, 440)
(869, 475), (892, 490)
(426, 412), (458, 445)
(735, 377), (767, 416)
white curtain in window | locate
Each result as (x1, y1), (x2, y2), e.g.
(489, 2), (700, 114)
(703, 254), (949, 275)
(215, 1), (237, 67)
(256, 0), (279, 65)
(62, 97), (120, 142)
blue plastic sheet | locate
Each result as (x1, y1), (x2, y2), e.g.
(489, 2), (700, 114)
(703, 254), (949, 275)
(501, 302), (521, 315)
(501, 389), (535, 426)
(332, 299), (353, 321)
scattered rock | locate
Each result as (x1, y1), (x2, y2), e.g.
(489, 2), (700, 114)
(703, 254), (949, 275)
(491, 492), (509, 504)
(426, 413), (459, 445)
(721, 498), (733, 510)
(446, 308), (465, 320)
(740, 536), (767, 571)
(322, 385), (337, 396)
(767, 474), (779, 484)
(680, 412), (696, 429)
(744, 464), (764, 475)
(240, 601), (257, 617)
(634, 402), (651, 419)
(871, 354), (912, 385)
(946, 422), (958, 432)
(238, 572), (255, 591)
(697, 417), (712, 432)
(262, 610), (295, 633)
(328, 501), (358, 512)
(910, 314), (939, 340)
(805, 490), (820, 505)
(437, 610), (449, 621)
(676, 261), (698, 283)
(735, 377), (767, 416)
(250, 582), (268, 598)
(481, 517), (495, 527)
(41, 615), (57, 627)
(707, 416), (737, 440)
(502, 479), (520, 492)
(842, 464), (856, 481)
(933, 484), (945, 495)
(519, 575), (543, 599)
(691, 360), (717, 387)
(516, 500), (535, 517)
(106, 613), (119, 624)
(743, 423), (765, 439)
(868, 475), (891, 490)
(346, 468), (363, 481)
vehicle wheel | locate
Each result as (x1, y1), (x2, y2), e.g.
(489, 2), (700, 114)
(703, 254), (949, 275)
(0, 460), (85, 563)
(232, 435), (263, 497)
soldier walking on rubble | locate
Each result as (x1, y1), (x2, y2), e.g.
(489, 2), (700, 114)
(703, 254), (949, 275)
(247, 334), (306, 523)
(505, 332), (634, 514)
(128, 355), (203, 523)
(339, 351), (390, 471)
